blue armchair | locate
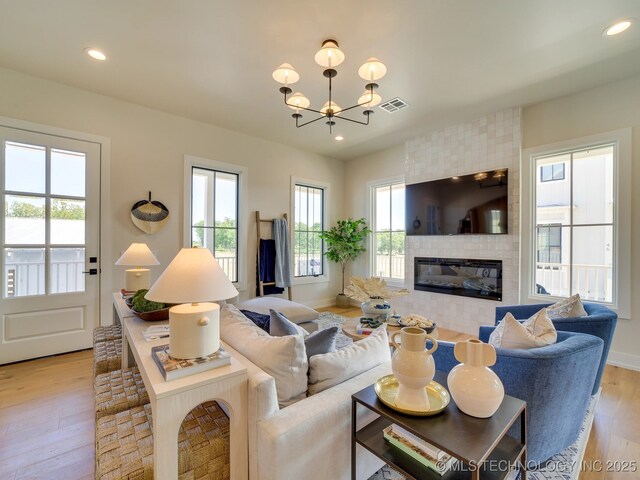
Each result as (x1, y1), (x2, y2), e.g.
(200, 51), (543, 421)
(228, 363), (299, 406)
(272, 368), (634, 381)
(495, 302), (617, 394)
(433, 330), (603, 465)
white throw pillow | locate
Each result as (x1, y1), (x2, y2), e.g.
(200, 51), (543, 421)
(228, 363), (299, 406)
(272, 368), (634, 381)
(547, 294), (587, 319)
(237, 297), (319, 324)
(308, 326), (391, 395)
(489, 309), (557, 349)
(220, 304), (308, 406)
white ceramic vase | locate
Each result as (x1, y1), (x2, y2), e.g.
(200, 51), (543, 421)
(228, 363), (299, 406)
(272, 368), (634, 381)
(447, 339), (504, 418)
(390, 327), (438, 411)
(361, 297), (391, 320)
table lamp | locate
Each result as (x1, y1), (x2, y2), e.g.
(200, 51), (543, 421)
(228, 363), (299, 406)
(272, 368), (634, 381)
(144, 248), (239, 360)
(115, 243), (160, 292)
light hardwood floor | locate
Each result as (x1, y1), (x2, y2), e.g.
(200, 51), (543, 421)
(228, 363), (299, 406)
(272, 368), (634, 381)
(0, 307), (638, 479)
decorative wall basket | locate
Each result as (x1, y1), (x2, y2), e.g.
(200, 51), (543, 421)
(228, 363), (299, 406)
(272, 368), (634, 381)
(131, 191), (169, 234)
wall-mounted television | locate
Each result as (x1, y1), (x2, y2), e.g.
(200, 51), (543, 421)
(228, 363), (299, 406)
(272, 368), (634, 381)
(406, 169), (508, 236)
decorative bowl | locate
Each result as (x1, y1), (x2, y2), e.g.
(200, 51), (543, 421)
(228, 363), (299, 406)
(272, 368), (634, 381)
(131, 306), (171, 322)
(397, 318), (437, 334)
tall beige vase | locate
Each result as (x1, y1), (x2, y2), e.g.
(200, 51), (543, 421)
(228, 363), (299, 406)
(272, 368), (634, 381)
(447, 339), (504, 418)
(390, 327), (438, 411)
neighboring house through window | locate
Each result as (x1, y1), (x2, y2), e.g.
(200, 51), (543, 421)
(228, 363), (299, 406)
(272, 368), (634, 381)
(370, 179), (405, 282)
(536, 224), (562, 264)
(532, 144), (618, 303)
(540, 162), (565, 182)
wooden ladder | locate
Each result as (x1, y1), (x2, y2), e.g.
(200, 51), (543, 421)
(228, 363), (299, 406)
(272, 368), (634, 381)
(256, 211), (292, 300)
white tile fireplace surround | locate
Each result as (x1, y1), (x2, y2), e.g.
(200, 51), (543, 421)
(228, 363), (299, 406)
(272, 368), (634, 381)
(392, 108), (521, 336)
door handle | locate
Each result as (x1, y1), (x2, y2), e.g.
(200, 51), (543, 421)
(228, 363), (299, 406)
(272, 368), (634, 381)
(82, 269), (98, 275)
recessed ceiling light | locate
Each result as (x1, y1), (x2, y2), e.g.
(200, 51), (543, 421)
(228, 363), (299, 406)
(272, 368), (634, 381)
(603, 19), (633, 36)
(335, 135), (344, 141)
(451, 176), (459, 180)
(85, 48), (107, 61)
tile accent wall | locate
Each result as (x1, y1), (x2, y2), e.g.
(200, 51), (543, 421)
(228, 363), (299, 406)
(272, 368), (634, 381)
(390, 108), (522, 335)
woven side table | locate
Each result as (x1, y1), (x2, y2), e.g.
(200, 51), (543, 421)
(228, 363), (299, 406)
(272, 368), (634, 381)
(96, 401), (230, 480)
(95, 367), (150, 420)
(93, 338), (122, 377)
(94, 325), (123, 345)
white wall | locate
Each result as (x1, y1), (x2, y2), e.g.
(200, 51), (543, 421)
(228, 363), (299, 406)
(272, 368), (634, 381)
(523, 74), (640, 370)
(0, 67), (345, 317)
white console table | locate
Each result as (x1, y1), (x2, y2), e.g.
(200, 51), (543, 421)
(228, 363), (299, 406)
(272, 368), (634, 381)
(112, 294), (248, 480)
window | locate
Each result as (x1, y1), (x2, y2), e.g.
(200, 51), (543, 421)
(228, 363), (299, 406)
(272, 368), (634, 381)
(540, 162), (565, 182)
(371, 180), (405, 281)
(293, 184), (325, 277)
(3, 142), (89, 297)
(186, 157), (245, 284)
(522, 129), (631, 317)
(536, 225), (562, 264)
(534, 145), (615, 302)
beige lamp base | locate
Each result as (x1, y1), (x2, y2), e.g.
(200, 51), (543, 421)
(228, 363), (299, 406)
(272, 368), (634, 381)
(169, 302), (220, 360)
(125, 268), (151, 292)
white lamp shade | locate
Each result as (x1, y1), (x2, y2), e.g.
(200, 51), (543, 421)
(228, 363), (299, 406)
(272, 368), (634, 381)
(115, 243), (160, 266)
(314, 40), (345, 68)
(358, 57), (387, 81)
(287, 92), (310, 110)
(145, 248), (238, 304)
(358, 90), (382, 107)
(320, 101), (342, 115)
(272, 63), (300, 85)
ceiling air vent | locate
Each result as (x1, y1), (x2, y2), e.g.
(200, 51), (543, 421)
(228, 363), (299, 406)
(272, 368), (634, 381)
(378, 97), (408, 113)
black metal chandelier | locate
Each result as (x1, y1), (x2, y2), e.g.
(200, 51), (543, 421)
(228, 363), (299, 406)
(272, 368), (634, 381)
(272, 39), (387, 133)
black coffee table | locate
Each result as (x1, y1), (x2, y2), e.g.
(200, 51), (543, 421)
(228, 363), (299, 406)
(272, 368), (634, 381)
(351, 371), (526, 480)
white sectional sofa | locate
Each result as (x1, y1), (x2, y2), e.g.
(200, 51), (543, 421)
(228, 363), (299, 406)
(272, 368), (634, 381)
(220, 304), (392, 480)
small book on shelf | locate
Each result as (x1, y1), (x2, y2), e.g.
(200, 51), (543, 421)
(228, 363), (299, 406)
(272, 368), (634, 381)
(389, 424), (446, 461)
(151, 344), (231, 381)
(383, 425), (457, 475)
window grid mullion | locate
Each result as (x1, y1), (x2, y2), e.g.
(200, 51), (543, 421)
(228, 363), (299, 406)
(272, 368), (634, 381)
(45, 146), (51, 295)
(388, 185), (393, 275)
(212, 171), (217, 258)
(569, 152), (574, 296)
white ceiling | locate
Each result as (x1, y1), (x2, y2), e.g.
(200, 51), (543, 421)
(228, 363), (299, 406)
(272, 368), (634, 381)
(1, 0), (640, 160)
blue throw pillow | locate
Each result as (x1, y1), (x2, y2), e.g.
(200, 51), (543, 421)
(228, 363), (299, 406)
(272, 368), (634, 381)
(240, 309), (270, 332)
(270, 309), (338, 358)
(269, 309), (302, 336)
(304, 327), (339, 359)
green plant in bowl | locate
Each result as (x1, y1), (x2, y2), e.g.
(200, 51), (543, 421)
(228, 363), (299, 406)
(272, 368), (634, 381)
(132, 289), (166, 312)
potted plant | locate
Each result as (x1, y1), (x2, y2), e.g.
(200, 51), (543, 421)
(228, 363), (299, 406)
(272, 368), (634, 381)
(319, 218), (371, 308)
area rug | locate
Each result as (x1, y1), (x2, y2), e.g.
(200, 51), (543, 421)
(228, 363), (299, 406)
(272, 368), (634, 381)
(317, 312), (354, 350)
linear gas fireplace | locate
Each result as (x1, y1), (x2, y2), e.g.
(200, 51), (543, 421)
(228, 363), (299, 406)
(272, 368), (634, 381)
(414, 257), (502, 301)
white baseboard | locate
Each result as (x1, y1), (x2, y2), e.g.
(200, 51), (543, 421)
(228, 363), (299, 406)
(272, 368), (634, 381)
(306, 297), (339, 309)
(607, 350), (640, 371)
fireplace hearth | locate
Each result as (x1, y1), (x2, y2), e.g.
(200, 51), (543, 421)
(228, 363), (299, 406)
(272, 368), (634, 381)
(414, 257), (502, 301)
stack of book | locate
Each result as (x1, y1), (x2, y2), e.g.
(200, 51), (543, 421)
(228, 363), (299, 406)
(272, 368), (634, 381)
(151, 344), (231, 381)
(383, 424), (457, 475)
(356, 318), (384, 335)
(356, 322), (376, 335)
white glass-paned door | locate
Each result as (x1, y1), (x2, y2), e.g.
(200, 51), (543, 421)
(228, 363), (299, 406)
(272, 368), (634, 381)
(0, 126), (100, 364)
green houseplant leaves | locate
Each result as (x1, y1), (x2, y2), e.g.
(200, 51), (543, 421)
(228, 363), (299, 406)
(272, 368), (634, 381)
(319, 218), (371, 294)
